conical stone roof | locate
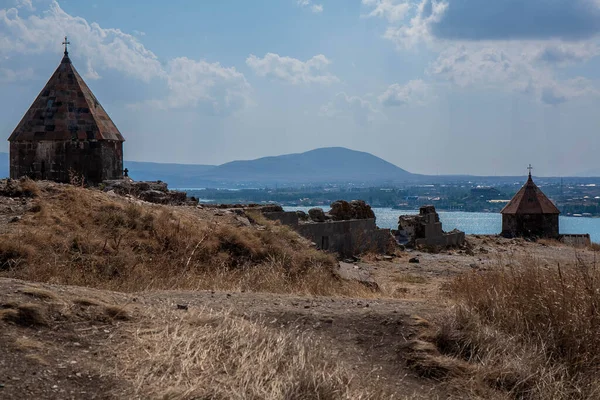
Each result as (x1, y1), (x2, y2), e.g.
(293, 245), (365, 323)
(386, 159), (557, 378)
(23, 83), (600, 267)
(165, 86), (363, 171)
(501, 174), (560, 215)
(8, 54), (124, 143)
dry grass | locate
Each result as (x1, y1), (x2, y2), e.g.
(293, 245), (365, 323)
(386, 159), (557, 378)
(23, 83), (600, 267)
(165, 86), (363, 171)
(0, 185), (366, 297)
(19, 287), (59, 301)
(13, 336), (45, 351)
(118, 308), (379, 400)
(0, 303), (49, 327)
(104, 305), (130, 321)
(392, 273), (429, 284)
(0, 177), (41, 198)
(431, 255), (600, 399)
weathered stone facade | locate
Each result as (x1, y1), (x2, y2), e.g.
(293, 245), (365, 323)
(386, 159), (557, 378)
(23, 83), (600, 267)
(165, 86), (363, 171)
(396, 205), (465, 248)
(560, 234), (591, 247)
(10, 140), (122, 183)
(501, 174), (560, 238)
(8, 50), (124, 184)
(501, 213), (559, 239)
(262, 200), (394, 256)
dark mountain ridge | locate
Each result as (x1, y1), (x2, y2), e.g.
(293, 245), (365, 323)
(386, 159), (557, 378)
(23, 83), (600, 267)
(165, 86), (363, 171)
(199, 147), (415, 184)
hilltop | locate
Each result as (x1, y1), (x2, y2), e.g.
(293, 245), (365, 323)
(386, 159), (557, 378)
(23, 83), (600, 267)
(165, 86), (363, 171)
(196, 147), (415, 185)
(1, 179), (599, 399)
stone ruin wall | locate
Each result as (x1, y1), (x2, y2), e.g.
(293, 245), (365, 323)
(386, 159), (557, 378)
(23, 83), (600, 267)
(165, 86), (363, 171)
(397, 205), (465, 248)
(262, 200), (393, 257)
(10, 140), (123, 184)
(560, 234), (591, 247)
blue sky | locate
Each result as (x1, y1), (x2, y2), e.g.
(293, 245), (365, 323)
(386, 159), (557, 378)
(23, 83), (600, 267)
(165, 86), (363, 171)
(1, 0), (600, 176)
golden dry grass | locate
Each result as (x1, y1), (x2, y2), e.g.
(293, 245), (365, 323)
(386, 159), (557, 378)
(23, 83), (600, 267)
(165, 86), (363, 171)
(118, 308), (381, 400)
(431, 255), (600, 399)
(0, 303), (49, 327)
(19, 287), (59, 301)
(0, 183), (368, 297)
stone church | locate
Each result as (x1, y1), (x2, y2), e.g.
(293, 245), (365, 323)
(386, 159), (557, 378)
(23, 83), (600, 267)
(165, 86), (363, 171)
(8, 38), (124, 184)
(501, 168), (560, 238)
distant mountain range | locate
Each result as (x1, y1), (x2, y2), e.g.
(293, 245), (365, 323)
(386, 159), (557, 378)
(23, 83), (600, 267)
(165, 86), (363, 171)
(1, 148), (599, 187)
(0, 147), (417, 187)
(125, 147), (418, 187)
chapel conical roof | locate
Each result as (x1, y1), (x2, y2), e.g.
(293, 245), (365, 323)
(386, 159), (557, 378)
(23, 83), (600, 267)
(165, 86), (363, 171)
(501, 174), (560, 215)
(8, 53), (124, 143)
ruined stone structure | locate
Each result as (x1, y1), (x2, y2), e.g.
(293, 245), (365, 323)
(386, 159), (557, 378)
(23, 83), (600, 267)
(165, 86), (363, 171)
(560, 234), (591, 247)
(397, 205), (465, 247)
(262, 200), (393, 256)
(501, 171), (560, 239)
(8, 39), (124, 184)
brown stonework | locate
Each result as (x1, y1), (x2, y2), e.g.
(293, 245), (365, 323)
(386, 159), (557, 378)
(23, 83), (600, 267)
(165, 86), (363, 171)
(8, 52), (124, 184)
(501, 174), (560, 238)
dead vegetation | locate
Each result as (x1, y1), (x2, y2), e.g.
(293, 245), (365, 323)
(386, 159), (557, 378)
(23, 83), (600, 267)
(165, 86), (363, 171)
(0, 181), (367, 296)
(119, 308), (382, 399)
(0, 177), (41, 198)
(418, 254), (600, 399)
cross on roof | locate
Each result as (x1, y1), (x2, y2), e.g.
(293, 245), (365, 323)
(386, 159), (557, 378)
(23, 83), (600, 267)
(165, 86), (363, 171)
(62, 36), (70, 56)
(528, 164), (533, 177)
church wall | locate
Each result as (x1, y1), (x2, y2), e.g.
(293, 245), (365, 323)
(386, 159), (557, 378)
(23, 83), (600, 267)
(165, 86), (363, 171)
(502, 214), (559, 238)
(10, 140), (123, 184)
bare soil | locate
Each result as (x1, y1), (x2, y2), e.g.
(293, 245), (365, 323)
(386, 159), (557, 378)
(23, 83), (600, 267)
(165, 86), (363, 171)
(1, 235), (595, 399)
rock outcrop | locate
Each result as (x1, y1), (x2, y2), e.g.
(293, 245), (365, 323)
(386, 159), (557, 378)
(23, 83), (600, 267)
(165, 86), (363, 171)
(308, 207), (327, 222)
(102, 179), (196, 206)
(329, 200), (375, 221)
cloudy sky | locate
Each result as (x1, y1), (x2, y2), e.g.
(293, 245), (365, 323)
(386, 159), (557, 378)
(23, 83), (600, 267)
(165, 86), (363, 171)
(1, 0), (599, 176)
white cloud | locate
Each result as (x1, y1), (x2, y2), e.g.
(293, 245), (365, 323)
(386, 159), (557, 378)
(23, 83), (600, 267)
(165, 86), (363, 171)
(155, 57), (251, 114)
(246, 53), (339, 85)
(379, 79), (430, 106)
(429, 44), (598, 105)
(0, 1), (252, 114)
(320, 92), (380, 125)
(362, 0), (411, 22)
(534, 42), (600, 66)
(14, 0), (34, 11)
(297, 0), (323, 13)
(364, 0), (600, 105)
(366, 0), (600, 46)
(0, 2), (164, 81)
(381, 0), (448, 49)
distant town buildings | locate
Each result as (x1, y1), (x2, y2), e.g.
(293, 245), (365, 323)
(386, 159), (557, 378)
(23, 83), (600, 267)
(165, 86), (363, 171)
(8, 38), (124, 184)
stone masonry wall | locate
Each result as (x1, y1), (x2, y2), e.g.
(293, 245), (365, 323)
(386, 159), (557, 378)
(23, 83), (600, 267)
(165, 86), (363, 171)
(502, 213), (559, 239)
(10, 140), (123, 184)
(262, 211), (392, 256)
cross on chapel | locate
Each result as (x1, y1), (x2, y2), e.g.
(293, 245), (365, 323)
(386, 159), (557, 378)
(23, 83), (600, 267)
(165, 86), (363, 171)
(62, 36), (70, 56)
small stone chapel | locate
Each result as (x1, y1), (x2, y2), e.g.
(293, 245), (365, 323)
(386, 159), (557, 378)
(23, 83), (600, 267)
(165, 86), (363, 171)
(7, 37), (125, 184)
(501, 166), (560, 238)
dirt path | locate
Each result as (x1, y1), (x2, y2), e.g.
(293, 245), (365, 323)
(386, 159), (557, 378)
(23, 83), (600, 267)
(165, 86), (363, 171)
(1, 236), (596, 399)
(0, 277), (445, 399)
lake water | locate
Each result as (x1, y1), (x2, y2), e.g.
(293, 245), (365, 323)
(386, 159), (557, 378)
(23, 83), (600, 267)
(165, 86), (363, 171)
(283, 207), (600, 243)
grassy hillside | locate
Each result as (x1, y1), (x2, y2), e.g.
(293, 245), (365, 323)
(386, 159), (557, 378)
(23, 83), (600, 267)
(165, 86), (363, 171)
(0, 179), (368, 296)
(1, 179), (599, 399)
